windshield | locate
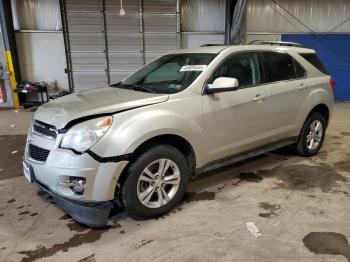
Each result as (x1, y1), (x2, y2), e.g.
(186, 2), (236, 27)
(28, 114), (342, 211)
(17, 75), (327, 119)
(113, 53), (216, 94)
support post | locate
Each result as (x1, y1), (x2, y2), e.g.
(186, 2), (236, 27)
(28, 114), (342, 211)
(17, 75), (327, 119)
(225, 0), (238, 45)
(139, 0), (146, 65)
(102, 0), (111, 85)
(176, 0), (181, 49)
(59, 0), (74, 93)
(0, 0), (20, 108)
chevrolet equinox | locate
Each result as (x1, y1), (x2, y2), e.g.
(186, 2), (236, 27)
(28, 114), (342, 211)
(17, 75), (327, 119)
(23, 43), (334, 227)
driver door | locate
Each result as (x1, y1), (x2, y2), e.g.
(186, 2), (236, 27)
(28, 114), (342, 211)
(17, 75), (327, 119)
(202, 52), (270, 163)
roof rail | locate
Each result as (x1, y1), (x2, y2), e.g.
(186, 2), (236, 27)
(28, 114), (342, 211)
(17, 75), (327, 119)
(200, 44), (225, 47)
(248, 40), (303, 47)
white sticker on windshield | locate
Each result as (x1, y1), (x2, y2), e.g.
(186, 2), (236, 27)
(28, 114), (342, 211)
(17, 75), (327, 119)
(180, 65), (207, 72)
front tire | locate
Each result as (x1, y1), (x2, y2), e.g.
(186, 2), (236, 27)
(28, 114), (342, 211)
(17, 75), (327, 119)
(121, 144), (190, 218)
(296, 112), (326, 156)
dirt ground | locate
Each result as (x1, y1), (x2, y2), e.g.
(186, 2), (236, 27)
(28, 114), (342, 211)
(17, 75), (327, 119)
(0, 104), (349, 262)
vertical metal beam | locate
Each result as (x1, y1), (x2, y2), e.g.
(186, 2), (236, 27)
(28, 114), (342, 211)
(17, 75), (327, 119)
(176, 0), (181, 49)
(139, 0), (146, 65)
(0, 0), (20, 108)
(225, 0), (238, 45)
(102, 0), (111, 85)
(0, 0), (20, 80)
(59, 0), (74, 93)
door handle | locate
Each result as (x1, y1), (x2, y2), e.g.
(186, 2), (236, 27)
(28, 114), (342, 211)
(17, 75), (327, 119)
(253, 94), (266, 102)
(298, 83), (307, 91)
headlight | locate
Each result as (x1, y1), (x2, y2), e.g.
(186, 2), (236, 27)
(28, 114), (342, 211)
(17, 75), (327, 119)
(60, 116), (113, 153)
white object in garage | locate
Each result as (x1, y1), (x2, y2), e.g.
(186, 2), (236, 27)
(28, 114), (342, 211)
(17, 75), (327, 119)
(119, 0), (126, 16)
(246, 222), (262, 237)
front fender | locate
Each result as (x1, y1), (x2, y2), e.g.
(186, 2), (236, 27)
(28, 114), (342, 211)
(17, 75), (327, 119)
(90, 97), (205, 167)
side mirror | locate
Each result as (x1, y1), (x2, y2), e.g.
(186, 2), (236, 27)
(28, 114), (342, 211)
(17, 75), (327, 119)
(206, 77), (239, 94)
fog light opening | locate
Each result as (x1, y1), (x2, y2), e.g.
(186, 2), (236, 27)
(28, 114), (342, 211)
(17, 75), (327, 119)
(69, 177), (86, 195)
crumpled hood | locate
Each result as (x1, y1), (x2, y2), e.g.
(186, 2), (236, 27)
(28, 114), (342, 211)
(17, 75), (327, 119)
(34, 87), (169, 129)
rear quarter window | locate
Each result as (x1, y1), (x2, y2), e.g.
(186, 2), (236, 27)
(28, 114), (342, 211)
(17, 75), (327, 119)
(294, 59), (307, 78)
(300, 53), (329, 75)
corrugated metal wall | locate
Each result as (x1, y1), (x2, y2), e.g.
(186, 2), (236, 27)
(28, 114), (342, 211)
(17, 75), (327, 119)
(63, 0), (180, 92)
(11, 0), (62, 31)
(182, 0), (350, 48)
(181, 0), (226, 48)
(247, 0), (350, 33)
(9, 0), (350, 99)
(181, 0), (225, 32)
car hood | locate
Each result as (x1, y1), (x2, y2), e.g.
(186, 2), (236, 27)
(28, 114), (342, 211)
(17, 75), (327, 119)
(34, 87), (169, 129)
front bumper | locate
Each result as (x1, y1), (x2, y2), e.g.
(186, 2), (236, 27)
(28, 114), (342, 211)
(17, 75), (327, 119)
(37, 179), (112, 227)
(25, 154), (127, 227)
(24, 122), (130, 226)
(26, 149), (128, 202)
(25, 127), (129, 201)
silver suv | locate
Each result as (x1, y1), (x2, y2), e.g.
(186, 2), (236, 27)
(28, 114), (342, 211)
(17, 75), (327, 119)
(23, 43), (334, 227)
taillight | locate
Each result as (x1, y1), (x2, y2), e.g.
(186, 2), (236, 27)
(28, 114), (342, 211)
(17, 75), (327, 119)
(330, 79), (335, 92)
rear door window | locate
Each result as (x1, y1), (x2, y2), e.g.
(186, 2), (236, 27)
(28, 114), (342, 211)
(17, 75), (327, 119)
(260, 52), (297, 83)
(300, 53), (329, 75)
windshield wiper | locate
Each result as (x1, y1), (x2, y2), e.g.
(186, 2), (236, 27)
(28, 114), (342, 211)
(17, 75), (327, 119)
(129, 85), (155, 93)
(112, 83), (155, 93)
(110, 82), (121, 87)
(156, 80), (182, 84)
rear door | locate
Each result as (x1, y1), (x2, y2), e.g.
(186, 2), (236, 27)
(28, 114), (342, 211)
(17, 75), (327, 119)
(259, 51), (311, 142)
(202, 52), (270, 163)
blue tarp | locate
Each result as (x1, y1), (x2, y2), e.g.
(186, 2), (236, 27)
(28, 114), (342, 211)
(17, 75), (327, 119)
(282, 34), (350, 101)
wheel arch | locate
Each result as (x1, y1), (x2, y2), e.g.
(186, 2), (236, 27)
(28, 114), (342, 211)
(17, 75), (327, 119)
(115, 134), (196, 199)
(306, 103), (330, 126)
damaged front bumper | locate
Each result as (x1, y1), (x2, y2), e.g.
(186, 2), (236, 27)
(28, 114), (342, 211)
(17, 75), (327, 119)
(36, 179), (113, 228)
(23, 122), (129, 227)
(22, 150), (127, 227)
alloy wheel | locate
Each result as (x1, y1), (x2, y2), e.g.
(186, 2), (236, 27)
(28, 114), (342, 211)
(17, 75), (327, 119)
(137, 159), (181, 208)
(306, 120), (323, 150)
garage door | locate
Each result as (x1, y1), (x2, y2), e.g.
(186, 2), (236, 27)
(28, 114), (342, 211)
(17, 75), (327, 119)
(62, 0), (180, 92)
(282, 34), (350, 102)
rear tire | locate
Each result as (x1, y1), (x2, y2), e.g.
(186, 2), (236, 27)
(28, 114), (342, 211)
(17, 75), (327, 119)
(121, 144), (190, 218)
(296, 112), (326, 157)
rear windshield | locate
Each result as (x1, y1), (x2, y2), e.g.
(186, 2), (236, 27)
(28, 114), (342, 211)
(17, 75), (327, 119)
(300, 53), (329, 75)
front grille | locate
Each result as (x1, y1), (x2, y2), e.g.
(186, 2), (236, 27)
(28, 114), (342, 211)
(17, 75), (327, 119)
(28, 144), (50, 162)
(33, 121), (57, 139)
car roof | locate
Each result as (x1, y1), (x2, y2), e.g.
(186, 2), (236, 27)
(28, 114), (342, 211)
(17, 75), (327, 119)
(169, 46), (228, 54)
(169, 45), (316, 55)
